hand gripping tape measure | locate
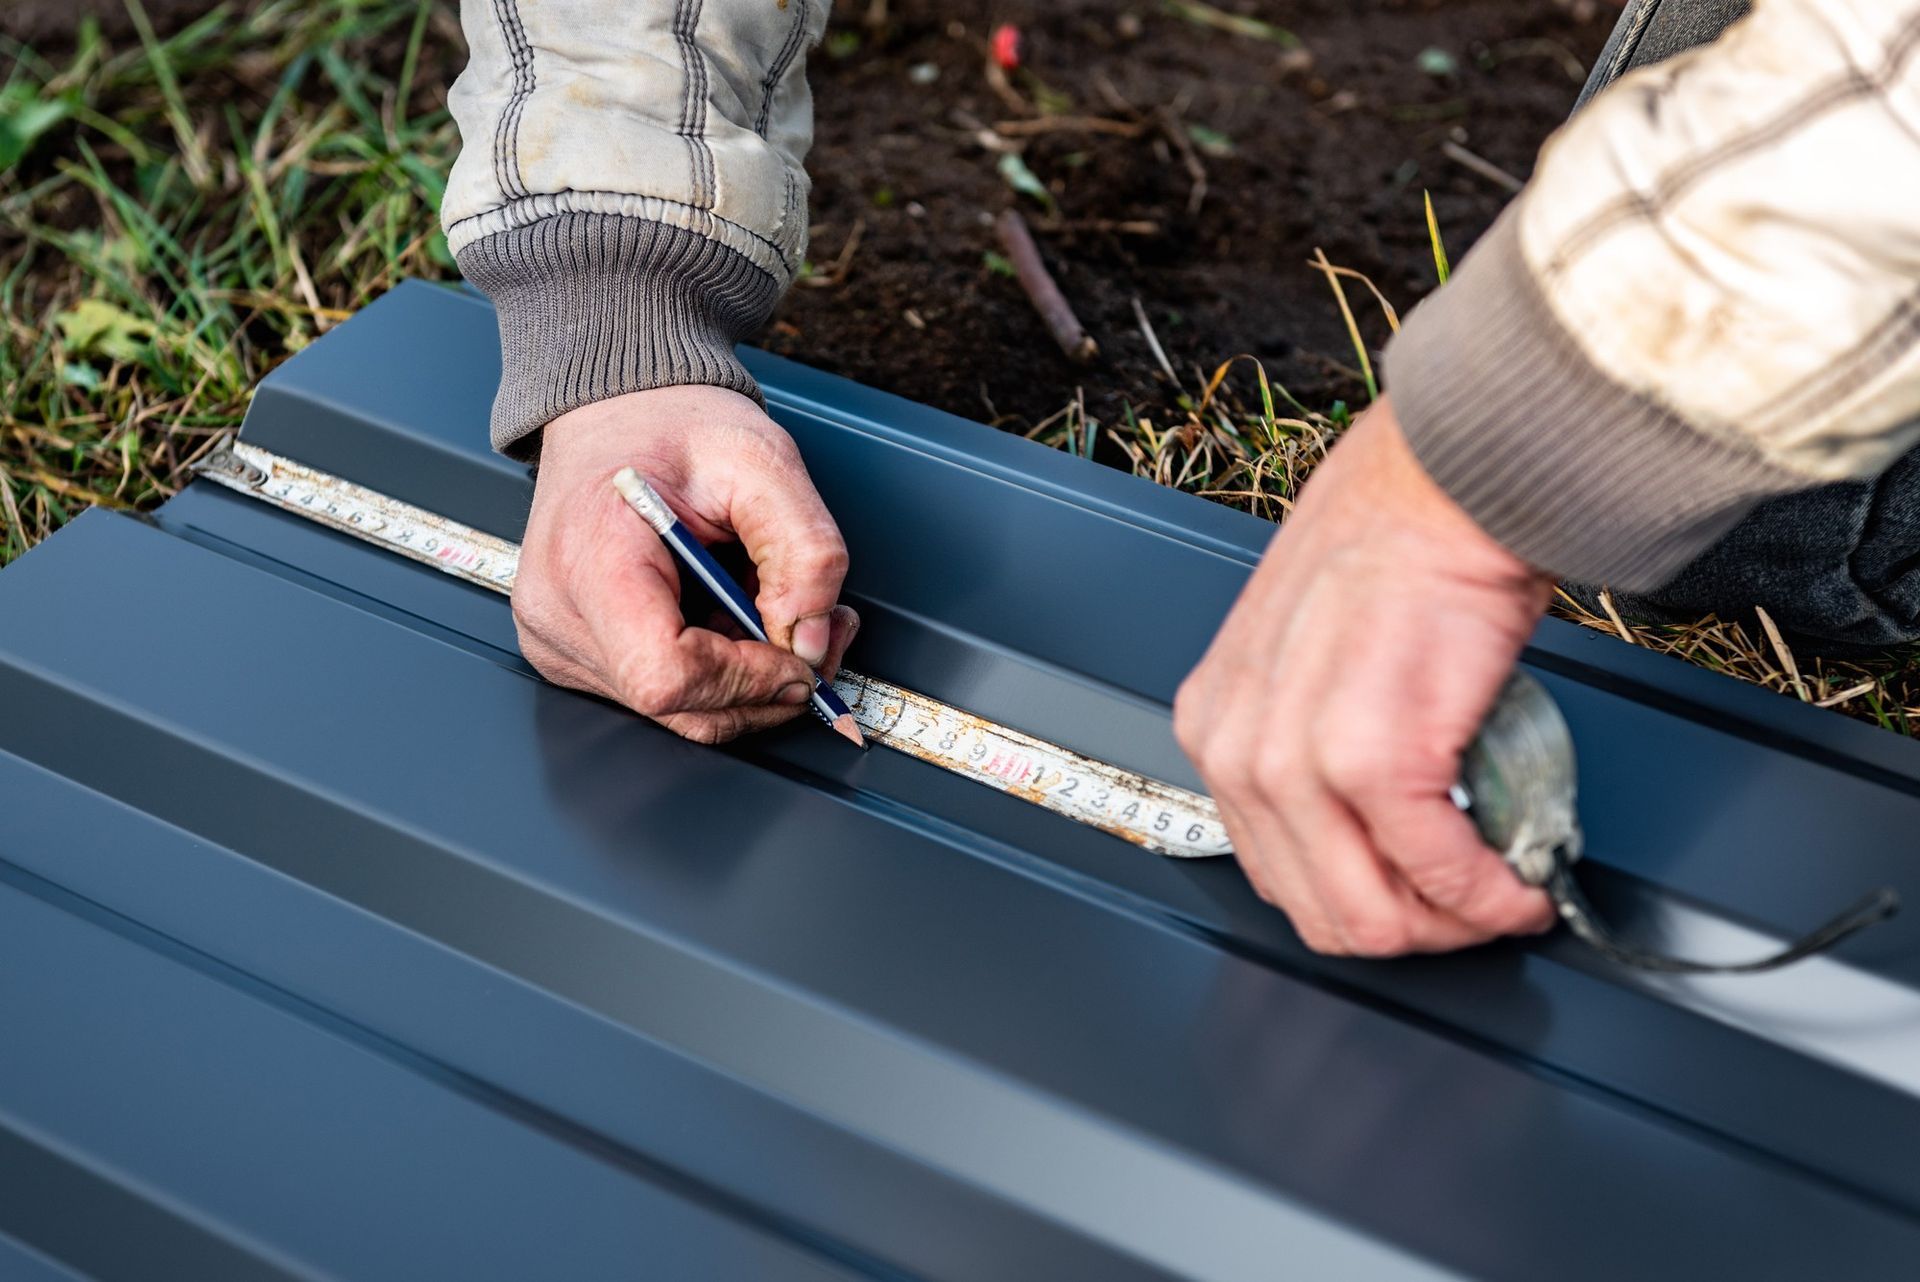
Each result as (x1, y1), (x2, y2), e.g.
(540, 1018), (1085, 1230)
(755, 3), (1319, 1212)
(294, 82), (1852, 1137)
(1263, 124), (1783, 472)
(196, 440), (1896, 973)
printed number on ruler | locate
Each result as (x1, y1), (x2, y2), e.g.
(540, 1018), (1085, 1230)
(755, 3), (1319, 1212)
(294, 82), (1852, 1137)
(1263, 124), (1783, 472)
(835, 672), (1230, 860)
(198, 440), (1231, 862)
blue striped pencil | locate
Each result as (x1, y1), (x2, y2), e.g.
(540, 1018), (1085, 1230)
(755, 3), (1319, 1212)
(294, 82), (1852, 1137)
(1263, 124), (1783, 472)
(612, 467), (865, 748)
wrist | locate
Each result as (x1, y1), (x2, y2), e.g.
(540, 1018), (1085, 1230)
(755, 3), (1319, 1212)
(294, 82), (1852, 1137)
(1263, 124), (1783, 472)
(538, 385), (764, 467)
(1349, 398), (1551, 590)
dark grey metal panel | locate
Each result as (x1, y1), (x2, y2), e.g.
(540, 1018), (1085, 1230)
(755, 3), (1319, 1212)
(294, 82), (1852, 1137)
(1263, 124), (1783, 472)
(3, 280), (1920, 1278)
(0, 843), (865, 1282)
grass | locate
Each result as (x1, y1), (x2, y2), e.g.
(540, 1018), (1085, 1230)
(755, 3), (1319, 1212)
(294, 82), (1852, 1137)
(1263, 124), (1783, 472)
(4, 2), (1919, 734)
(0, 0), (461, 561)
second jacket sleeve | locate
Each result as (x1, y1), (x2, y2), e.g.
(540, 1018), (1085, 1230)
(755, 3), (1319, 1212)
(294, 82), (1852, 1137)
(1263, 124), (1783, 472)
(1385, 0), (1920, 591)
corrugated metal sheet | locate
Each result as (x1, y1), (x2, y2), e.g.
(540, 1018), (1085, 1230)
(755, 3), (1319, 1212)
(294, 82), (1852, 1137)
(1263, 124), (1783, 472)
(2, 280), (1918, 1279)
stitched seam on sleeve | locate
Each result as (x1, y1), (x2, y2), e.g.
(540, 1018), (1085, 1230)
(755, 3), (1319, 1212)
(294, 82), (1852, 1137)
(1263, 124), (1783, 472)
(754, 0), (810, 137)
(776, 169), (803, 259)
(672, 0), (717, 209)
(485, 0), (514, 197)
(486, 0), (536, 200)
(499, 0), (536, 199)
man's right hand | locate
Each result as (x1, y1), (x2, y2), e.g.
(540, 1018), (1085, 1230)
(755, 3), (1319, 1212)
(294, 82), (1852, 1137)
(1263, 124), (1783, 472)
(513, 384), (859, 743)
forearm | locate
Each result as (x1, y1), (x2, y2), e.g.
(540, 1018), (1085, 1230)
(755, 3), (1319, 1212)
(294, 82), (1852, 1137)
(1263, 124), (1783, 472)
(1386, 0), (1920, 590)
(444, 0), (826, 456)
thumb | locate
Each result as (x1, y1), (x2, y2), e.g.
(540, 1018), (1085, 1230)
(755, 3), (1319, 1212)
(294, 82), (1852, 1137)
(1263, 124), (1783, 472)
(730, 459), (850, 667)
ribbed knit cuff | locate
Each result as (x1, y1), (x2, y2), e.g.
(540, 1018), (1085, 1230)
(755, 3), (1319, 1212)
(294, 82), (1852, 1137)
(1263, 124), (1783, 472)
(1383, 208), (1806, 592)
(457, 212), (787, 459)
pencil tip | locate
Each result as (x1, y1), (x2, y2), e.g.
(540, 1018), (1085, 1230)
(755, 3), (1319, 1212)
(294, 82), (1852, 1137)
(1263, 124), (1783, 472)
(832, 714), (868, 749)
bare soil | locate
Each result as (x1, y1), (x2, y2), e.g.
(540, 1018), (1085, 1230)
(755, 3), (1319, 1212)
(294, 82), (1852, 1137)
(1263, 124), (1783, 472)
(8, 0), (1618, 426)
(777, 0), (1618, 427)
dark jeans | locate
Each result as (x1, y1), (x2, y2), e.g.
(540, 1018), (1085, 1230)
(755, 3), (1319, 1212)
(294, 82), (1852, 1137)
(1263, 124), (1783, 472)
(1563, 0), (1920, 654)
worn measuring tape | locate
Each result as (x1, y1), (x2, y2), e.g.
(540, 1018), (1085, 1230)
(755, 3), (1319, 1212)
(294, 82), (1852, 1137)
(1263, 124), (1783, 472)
(196, 439), (1896, 973)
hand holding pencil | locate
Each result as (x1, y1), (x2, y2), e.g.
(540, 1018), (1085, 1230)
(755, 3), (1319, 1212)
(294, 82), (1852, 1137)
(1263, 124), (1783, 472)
(613, 466), (866, 748)
(510, 386), (861, 744)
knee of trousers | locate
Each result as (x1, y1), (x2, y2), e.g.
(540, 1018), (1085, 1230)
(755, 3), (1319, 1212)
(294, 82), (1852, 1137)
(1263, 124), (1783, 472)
(1568, 442), (1920, 657)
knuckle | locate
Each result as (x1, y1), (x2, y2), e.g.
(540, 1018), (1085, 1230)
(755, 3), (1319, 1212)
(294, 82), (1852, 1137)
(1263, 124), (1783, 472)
(1317, 731), (1377, 796)
(1190, 723), (1258, 790)
(1250, 745), (1309, 803)
(777, 551), (848, 600)
(1203, 745), (1257, 798)
(796, 536), (849, 581)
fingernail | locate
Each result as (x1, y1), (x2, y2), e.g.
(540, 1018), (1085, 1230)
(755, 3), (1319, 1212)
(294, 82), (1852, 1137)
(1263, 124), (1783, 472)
(793, 613), (831, 667)
(778, 681), (813, 706)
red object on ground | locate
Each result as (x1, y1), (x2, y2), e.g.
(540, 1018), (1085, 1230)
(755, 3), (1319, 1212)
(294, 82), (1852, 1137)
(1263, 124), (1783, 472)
(991, 23), (1022, 70)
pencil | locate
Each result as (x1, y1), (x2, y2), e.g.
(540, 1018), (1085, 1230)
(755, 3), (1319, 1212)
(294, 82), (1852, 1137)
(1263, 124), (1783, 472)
(611, 468), (866, 749)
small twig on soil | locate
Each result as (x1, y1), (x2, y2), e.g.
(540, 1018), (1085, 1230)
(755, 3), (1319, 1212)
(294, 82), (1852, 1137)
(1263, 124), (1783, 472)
(1490, 37), (1588, 84)
(1031, 216), (1163, 237)
(1131, 296), (1182, 389)
(1441, 140), (1524, 193)
(1092, 72), (1140, 119)
(800, 218), (866, 289)
(996, 209), (1098, 364)
(984, 55), (1031, 117)
(950, 109), (1023, 153)
(993, 116), (1148, 139)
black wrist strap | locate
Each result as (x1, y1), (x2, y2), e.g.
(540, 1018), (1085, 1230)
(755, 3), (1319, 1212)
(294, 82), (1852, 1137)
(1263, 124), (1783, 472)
(1541, 848), (1900, 976)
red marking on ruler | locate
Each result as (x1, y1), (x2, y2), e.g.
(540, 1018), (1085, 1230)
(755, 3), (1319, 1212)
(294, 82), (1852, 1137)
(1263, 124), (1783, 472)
(985, 751), (1034, 783)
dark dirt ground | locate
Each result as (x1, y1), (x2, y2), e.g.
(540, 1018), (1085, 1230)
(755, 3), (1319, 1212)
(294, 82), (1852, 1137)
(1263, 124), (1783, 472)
(777, 0), (1620, 428)
(7, 0), (1618, 428)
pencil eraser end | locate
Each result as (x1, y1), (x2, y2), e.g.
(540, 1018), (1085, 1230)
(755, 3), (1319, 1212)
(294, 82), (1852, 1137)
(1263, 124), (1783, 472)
(611, 468), (676, 535)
